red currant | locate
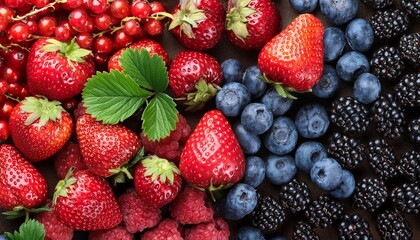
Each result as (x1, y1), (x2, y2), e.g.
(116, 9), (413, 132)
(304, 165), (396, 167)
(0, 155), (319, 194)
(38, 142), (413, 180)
(33, 0), (49, 8)
(7, 82), (21, 98)
(110, 0), (130, 19)
(94, 13), (111, 31)
(149, 1), (165, 14)
(93, 35), (113, 54)
(37, 16), (57, 36)
(113, 29), (132, 49)
(130, 0), (151, 19)
(4, 0), (25, 9)
(143, 19), (162, 36)
(87, 0), (108, 14)
(3, 66), (19, 83)
(0, 6), (14, 31)
(26, 20), (39, 34)
(94, 52), (107, 65)
(62, 98), (77, 111)
(0, 120), (10, 142)
(76, 32), (93, 49)
(18, 84), (29, 100)
(55, 20), (74, 41)
(123, 19), (142, 36)
(8, 22), (30, 42)
(69, 7), (89, 32)
(6, 46), (27, 70)
(0, 78), (9, 95)
(0, 100), (15, 121)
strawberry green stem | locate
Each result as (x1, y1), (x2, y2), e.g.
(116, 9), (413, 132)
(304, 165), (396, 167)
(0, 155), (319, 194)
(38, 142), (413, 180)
(53, 168), (76, 205)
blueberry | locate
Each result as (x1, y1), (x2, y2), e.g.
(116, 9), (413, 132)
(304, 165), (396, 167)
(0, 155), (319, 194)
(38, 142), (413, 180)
(242, 156), (266, 188)
(323, 27), (346, 62)
(260, 87), (293, 117)
(237, 226), (265, 240)
(310, 157), (343, 191)
(295, 141), (328, 173)
(353, 73), (381, 104)
(345, 18), (374, 52)
(222, 183), (258, 220)
(241, 103), (273, 135)
(320, 0), (358, 25)
(0, 235), (5, 240)
(271, 236), (288, 240)
(336, 51), (369, 82)
(266, 154), (297, 185)
(216, 82), (251, 117)
(221, 58), (243, 83)
(233, 123), (261, 155)
(312, 65), (340, 99)
(295, 103), (330, 139)
(289, 0), (318, 13)
(330, 169), (355, 199)
(242, 66), (267, 99)
(264, 117), (298, 155)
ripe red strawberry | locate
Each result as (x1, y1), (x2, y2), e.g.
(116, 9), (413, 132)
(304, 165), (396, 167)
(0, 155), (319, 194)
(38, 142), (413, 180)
(53, 169), (122, 231)
(168, 0), (225, 50)
(134, 156), (182, 209)
(179, 110), (245, 189)
(35, 201), (74, 240)
(26, 38), (95, 101)
(88, 225), (133, 240)
(258, 13), (324, 97)
(76, 114), (141, 178)
(107, 39), (170, 71)
(0, 144), (48, 210)
(8, 96), (73, 162)
(168, 51), (222, 111)
(54, 141), (87, 179)
(226, 0), (281, 50)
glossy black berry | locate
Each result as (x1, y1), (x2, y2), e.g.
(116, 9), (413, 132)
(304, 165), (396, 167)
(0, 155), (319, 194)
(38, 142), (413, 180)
(367, 138), (398, 180)
(407, 118), (420, 147)
(338, 214), (373, 240)
(353, 177), (388, 213)
(370, 46), (405, 82)
(371, 94), (405, 140)
(327, 132), (366, 169)
(330, 96), (370, 135)
(304, 195), (344, 228)
(391, 182), (420, 214)
(398, 150), (420, 182)
(278, 178), (311, 213)
(292, 222), (320, 240)
(370, 9), (409, 40)
(376, 210), (412, 240)
(394, 73), (420, 109)
(398, 33), (420, 67)
(251, 194), (285, 234)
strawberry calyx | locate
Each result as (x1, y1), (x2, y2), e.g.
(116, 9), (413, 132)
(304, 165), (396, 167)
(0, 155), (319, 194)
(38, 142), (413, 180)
(110, 148), (145, 186)
(20, 96), (66, 127)
(168, 0), (207, 38)
(142, 155), (180, 185)
(261, 74), (313, 99)
(176, 79), (219, 112)
(2, 205), (50, 222)
(41, 38), (91, 67)
(52, 168), (77, 205)
(226, 0), (257, 41)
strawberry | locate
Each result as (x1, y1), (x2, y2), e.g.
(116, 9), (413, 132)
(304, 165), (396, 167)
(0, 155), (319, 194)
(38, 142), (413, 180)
(53, 169), (122, 231)
(26, 38), (95, 101)
(8, 96), (73, 162)
(134, 156), (182, 209)
(107, 39), (170, 71)
(0, 144), (48, 210)
(168, 51), (222, 111)
(258, 13), (324, 97)
(167, 0), (225, 50)
(226, 0), (281, 50)
(179, 110), (245, 190)
(76, 114), (141, 178)
(54, 141), (87, 179)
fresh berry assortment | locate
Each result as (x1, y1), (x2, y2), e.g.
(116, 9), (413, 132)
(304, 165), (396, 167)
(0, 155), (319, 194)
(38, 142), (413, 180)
(0, 0), (419, 239)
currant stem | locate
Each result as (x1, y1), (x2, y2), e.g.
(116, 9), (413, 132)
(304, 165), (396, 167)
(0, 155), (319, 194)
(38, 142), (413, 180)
(12, 0), (65, 22)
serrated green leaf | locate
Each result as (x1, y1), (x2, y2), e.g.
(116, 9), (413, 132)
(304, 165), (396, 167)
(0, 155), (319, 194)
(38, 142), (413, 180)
(142, 93), (178, 141)
(4, 219), (45, 240)
(82, 70), (153, 124)
(120, 48), (169, 92)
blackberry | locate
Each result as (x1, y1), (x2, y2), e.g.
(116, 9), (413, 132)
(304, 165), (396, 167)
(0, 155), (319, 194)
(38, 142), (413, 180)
(399, 33), (420, 67)
(376, 210), (412, 240)
(353, 177), (388, 213)
(251, 194), (285, 234)
(327, 132), (366, 169)
(338, 214), (373, 240)
(401, 0), (420, 18)
(278, 178), (311, 213)
(292, 222), (320, 240)
(371, 94), (405, 139)
(370, 9), (409, 40)
(398, 150), (420, 182)
(370, 46), (405, 82)
(361, 0), (392, 9)
(367, 138), (398, 180)
(391, 182), (420, 214)
(304, 195), (344, 228)
(407, 118), (420, 147)
(330, 96), (370, 135)
(394, 73), (420, 109)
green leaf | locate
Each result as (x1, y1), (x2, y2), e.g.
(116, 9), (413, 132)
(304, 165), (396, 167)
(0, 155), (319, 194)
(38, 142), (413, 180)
(4, 219), (45, 240)
(82, 70), (153, 124)
(120, 48), (169, 92)
(142, 93), (178, 141)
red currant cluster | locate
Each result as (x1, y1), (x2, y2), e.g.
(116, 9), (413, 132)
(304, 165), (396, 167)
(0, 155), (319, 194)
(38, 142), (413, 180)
(0, 0), (167, 65)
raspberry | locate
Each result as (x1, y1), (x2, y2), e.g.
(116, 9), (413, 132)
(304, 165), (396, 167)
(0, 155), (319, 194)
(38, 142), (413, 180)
(141, 114), (191, 162)
(142, 219), (183, 240)
(88, 226), (133, 240)
(73, 101), (87, 119)
(169, 186), (214, 224)
(35, 201), (73, 240)
(118, 188), (162, 233)
(185, 217), (230, 240)
(54, 141), (87, 179)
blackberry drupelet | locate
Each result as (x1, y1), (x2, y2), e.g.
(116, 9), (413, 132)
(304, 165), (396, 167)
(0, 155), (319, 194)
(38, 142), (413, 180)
(251, 194), (285, 234)
(401, 0), (420, 18)
(370, 46), (405, 82)
(353, 177), (388, 213)
(367, 138), (399, 180)
(304, 195), (344, 228)
(371, 94), (405, 140)
(391, 182), (420, 214)
(370, 9), (409, 40)
(361, 0), (392, 9)
(398, 150), (420, 182)
(292, 222), (320, 240)
(327, 132), (366, 169)
(338, 214), (373, 240)
(278, 178), (311, 213)
(394, 73), (420, 109)
(407, 118), (420, 147)
(330, 96), (371, 135)
(376, 210), (412, 240)
(398, 33), (420, 67)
